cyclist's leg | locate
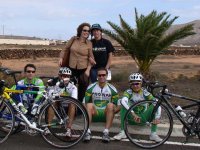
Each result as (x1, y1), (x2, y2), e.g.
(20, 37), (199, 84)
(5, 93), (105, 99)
(47, 102), (58, 124)
(120, 106), (137, 130)
(104, 103), (116, 129)
(67, 103), (76, 129)
(85, 103), (98, 123)
(140, 105), (158, 132)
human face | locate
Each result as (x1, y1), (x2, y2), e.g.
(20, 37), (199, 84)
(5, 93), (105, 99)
(92, 29), (102, 40)
(97, 70), (107, 84)
(60, 74), (70, 84)
(130, 81), (142, 92)
(25, 67), (36, 80)
(81, 26), (90, 39)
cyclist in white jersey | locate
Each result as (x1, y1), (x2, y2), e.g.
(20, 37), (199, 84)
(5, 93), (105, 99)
(47, 67), (77, 137)
(83, 67), (120, 143)
(113, 73), (162, 142)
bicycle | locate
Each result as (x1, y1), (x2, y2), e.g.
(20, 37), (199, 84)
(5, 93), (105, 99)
(124, 82), (200, 149)
(0, 70), (89, 148)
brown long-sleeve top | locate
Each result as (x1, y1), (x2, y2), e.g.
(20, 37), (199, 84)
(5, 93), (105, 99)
(60, 36), (93, 70)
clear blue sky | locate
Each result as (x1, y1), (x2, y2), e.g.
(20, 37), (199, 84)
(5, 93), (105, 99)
(0, 0), (199, 40)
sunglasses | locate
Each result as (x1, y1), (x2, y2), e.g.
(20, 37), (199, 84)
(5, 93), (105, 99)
(26, 70), (35, 73)
(98, 74), (106, 77)
(130, 82), (141, 86)
(61, 74), (70, 78)
(82, 29), (90, 33)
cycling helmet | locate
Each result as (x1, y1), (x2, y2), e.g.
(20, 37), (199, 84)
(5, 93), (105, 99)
(59, 67), (72, 75)
(129, 73), (143, 82)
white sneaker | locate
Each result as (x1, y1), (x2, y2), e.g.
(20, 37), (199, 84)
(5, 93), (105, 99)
(149, 133), (162, 142)
(31, 104), (39, 115)
(83, 132), (91, 142)
(65, 128), (72, 137)
(113, 131), (127, 140)
(44, 127), (51, 135)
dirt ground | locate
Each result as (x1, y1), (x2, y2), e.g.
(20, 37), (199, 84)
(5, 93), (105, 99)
(0, 55), (200, 101)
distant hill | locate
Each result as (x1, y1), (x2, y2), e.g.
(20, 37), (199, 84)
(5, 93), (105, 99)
(167, 20), (200, 46)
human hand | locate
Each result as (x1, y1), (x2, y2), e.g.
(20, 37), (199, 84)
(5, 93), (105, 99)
(89, 57), (96, 66)
(131, 112), (141, 123)
(84, 69), (90, 77)
(152, 119), (160, 124)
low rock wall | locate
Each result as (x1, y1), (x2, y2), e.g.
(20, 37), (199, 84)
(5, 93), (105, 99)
(0, 47), (200, 59)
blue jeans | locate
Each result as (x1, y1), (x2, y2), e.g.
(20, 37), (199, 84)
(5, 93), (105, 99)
(90, 68), (98, 83)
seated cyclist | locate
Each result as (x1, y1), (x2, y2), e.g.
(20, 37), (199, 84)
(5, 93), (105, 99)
(83, 67), (120, 143)
(47, 67), (77, 137)
(113, 73), (162, 142)
(12, 63), (44, 115)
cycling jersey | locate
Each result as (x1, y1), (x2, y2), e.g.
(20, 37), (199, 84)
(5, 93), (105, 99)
(121, 88), (161, 119)
(12, 77), (44, 104)
(84, 82), (119, 110)
(121, 88), (154, 110)
(120, 88), (161, 131)
(49, 81), (77, 99)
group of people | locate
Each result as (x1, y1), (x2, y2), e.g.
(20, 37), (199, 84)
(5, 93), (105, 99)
(12, 22), (162, 144)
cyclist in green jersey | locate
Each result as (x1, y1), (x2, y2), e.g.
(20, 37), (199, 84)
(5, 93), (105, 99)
(12, 64), (44, 115)
(83, 67), (120, 143)
(113, 73), (162, 142)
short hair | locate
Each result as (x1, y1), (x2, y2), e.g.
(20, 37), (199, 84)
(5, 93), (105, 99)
(97, 67), (108, 75)
(77, 22), (91, 37)
(24, 64), (36, 72)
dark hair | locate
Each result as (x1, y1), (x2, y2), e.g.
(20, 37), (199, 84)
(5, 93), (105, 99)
(97, 67), (108, 75)
(24, 64), (36, 72)
(77, 22), (91, 37)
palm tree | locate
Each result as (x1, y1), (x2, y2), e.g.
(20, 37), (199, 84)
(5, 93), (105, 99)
(103, 8), (195, 76)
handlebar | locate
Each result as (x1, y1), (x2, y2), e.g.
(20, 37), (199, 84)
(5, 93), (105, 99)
(0, 67), (22, 75)
(143, 80), (168, 95)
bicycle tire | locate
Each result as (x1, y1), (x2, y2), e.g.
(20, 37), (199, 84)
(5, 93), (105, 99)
(38, 97), (89, 148)
(124, 100), (173, 149)
(0, 100), (15, 144)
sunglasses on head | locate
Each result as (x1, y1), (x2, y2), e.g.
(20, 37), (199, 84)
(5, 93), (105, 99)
(98, 74), (106, 77)
(26, 70), (35, 73)
(82, 29), (90, 33)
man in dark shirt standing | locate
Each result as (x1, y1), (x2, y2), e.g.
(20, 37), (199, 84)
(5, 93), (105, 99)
(90, 24), (115, 83)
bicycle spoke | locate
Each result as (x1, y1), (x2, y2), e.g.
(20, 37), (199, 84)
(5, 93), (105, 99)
(124, 100), (173, 149)
(0, 100), (15, 144)
(38, 97), (88, 148)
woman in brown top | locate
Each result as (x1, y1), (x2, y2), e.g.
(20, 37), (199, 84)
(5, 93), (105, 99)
(59, 22), (96, 103)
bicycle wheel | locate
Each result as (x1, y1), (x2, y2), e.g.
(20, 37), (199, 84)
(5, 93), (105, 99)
(38, 97), (89, 148)
(124, 100), (173, 149)
(0, 99), (15, 144)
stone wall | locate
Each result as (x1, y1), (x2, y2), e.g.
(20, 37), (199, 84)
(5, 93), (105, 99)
(0, 46), (200, 59)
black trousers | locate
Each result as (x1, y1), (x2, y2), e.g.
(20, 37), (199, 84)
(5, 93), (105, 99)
(70, 68), (89, 103)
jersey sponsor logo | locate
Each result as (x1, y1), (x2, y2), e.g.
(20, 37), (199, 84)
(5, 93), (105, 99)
(94, 100), (109, 108)
(92, 92), (111, 98)
(93, 47), (106, 52)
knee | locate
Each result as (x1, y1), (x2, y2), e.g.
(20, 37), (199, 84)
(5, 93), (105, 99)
(85, 103), (94, 111)
(106, 103), (115, 112)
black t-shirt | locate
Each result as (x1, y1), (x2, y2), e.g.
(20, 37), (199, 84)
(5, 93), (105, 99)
(91, 38), (115, 69)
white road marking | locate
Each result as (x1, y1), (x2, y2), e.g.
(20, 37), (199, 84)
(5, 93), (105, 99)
(91, 136), (200, 147)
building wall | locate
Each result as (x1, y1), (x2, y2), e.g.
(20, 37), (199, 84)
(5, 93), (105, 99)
(0, 39), (50, 45)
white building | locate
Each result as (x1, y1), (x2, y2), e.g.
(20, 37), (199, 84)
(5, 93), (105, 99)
(0, 35), (50, 45)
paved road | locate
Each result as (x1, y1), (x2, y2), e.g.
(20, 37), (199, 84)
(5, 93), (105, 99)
(1, 132), (199, 150)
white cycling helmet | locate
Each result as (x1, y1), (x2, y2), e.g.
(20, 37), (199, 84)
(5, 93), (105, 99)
(59, 67), (72, 75)
(129, 73), (143, 82)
